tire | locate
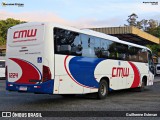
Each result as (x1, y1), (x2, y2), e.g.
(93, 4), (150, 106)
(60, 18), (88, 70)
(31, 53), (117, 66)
(97, 80), (108, 99)
(136, 79), (145, 92)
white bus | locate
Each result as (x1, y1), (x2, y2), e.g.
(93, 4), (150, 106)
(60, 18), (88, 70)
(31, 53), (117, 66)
(6, 22), (154, 99)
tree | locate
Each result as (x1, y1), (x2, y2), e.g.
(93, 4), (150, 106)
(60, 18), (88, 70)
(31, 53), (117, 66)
(0, 18), (26, 45)
(147, 26), (160, 38)
(148, 19), (158, 29)
(141, 19), (149, 31)
(146, 26), (160, 56)
(126, 13), (160, 56)
(127, 13), (146, 29)
(136, 21), (143, 29)
(127, 13), (138, 26)
(126, 13), (159, 31)
(146, 44), (160, 55)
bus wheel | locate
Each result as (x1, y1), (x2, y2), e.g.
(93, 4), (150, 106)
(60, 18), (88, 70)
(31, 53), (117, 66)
(97, 80), (108, 99)
(136, 79), (145, 92)
(140, 80), (145, 91)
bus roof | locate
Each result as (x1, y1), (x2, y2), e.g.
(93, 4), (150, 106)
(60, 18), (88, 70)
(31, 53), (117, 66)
(10, 22), (151, 51)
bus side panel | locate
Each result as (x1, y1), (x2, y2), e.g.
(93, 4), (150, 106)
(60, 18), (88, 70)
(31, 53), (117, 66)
(43, 25), (55, 94)
(132, 62), (154, 86)
(95, 60), (149, 90)
(55, 55), (151, 93)
(127, 62), (149, 87)
(54, 55), (85, 94)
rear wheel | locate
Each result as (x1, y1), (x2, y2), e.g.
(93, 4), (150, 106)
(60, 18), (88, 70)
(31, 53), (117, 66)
(97, 80), (108, 99)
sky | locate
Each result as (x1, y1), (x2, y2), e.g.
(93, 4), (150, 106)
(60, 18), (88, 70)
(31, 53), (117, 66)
(0, 0), (160, 28)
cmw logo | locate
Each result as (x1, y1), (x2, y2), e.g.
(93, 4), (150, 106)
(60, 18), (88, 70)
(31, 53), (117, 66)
(13, 29), (37, 39)
(112, 67), (129, 78)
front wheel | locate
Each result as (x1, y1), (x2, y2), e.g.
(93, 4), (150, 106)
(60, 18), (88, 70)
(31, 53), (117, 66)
(139, 80), (145, 91)
(97, 80), (108, 99)
(135, 79), (145, 92)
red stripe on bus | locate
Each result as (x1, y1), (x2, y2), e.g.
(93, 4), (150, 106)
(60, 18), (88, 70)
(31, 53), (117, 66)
(9, 58), (40, 84)
(128, 61), (140, 88)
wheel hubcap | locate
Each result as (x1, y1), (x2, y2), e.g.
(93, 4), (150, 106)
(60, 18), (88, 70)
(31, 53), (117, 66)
(101, 84), (106, 96)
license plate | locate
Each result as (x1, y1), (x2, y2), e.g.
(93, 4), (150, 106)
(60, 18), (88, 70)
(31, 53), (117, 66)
(19, 86), (27, 91)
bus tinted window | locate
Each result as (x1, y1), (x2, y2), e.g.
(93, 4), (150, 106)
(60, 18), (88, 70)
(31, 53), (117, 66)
(116, 43), (128, 60)
(99, 39), (111, 58)
(128, 46), (147, 63)
(128, 46), (139, 61)
(71, 33), (82, 56)
(108, 41), (117, 59)
(54, 28), (82, 56)
(54, 27), (148, 63)
(138, 48), (148, 63)
(81, 35), (97, 57)
(94, 37), (101, 58)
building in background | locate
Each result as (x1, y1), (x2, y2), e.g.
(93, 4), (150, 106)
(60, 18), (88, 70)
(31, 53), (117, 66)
(90, 26), (159, 45)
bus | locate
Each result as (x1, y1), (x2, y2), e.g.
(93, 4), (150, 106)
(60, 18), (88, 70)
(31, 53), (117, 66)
(6, 22), (154, 99)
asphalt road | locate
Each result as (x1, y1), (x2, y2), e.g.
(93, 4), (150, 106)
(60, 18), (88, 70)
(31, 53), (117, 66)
(0, 77), (160, 119)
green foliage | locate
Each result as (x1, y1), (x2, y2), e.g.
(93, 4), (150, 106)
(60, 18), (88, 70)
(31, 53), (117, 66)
(127, 13), (138, 27)
(146, 44), (160, 55)
(146, 26), (160, 56)
(127, 13), (159, 31)
(127, 13), (160, 56)
(0, 18), (26, 45)
(147, 26), (160, 38)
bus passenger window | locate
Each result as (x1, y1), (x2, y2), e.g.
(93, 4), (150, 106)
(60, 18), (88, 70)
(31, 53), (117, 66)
(94, 37), (101, 58)
(81, 35), (96, 57)
(100, 39), (111, 58)
(128, 46), (141, 62)
(116, 43), (128, 60)
(54, 27), (82, 56)
(108, 42), (117, 59)
(71, 34), (82, 56)
(138, 48), (147, 63)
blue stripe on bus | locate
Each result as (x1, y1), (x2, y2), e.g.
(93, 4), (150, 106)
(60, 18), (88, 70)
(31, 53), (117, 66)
(69, 57), (105, 88)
